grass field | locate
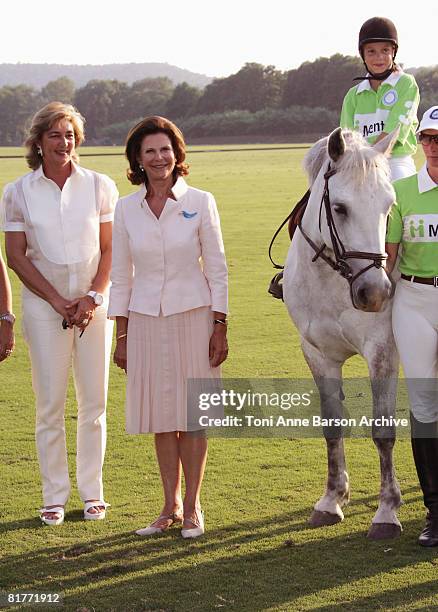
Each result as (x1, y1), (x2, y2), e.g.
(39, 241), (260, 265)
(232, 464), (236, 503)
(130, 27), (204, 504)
(1, 145), (437, 612)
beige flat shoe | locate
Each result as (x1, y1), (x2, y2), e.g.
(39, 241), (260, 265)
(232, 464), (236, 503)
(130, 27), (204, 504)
(136, 511), (183, 536)
(181, 509), (204, 539)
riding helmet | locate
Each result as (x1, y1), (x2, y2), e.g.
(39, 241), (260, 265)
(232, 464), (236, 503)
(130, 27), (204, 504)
(358, 17), (398, 59)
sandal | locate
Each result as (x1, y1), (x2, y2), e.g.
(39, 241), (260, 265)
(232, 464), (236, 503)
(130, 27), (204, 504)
(83, 501), (110, 521)
(40, 506), (65, 526)
(136, 511), (183, 536)
(181, 508), (204, 539)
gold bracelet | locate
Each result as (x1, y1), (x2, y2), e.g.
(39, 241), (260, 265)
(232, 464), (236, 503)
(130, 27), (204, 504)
(117, 333), (128, 340)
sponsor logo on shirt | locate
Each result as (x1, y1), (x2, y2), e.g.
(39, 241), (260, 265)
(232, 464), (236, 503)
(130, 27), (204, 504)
(403, 214), (438, 242)
(354, 110), (390, 139)
(383, 89), (398, 107)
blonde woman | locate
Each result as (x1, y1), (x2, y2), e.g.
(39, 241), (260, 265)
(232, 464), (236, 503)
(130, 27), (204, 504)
(2, 102), (118, 525)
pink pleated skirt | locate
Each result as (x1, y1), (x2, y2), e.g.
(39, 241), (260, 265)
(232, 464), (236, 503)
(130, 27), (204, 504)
(126, 306), (220, 433)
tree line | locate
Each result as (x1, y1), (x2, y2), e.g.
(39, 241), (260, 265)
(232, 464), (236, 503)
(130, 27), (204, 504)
(0, 56), (437, 145)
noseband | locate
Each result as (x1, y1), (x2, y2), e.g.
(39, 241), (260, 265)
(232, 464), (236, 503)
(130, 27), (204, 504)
(298, 164), (393, 308)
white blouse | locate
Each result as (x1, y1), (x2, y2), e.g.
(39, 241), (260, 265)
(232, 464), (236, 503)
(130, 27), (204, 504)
(1, 163), (118, 301)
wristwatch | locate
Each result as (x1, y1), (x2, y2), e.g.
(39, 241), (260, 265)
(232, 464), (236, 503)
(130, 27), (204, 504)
(86, 291), (104, 306)
(0, 312), (16, 325)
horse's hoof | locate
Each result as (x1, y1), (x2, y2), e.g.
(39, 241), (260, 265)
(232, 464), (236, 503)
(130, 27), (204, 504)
(367, 522), (402, 540)
(309, 510), (343, 527)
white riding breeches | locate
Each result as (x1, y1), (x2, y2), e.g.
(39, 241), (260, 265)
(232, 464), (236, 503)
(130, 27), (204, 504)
(22, 295), (114, 506)
(392, 279), (438, 423)
(389, 156), (416, 182)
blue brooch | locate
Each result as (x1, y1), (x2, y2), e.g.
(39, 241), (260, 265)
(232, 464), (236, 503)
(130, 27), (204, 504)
(181, 211), (197, 219)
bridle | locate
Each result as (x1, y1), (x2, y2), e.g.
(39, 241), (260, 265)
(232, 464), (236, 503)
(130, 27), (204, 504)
(297, 163), (393, 308)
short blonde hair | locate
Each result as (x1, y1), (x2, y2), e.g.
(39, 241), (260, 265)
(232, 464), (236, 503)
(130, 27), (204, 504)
(24, 102), (85, 170)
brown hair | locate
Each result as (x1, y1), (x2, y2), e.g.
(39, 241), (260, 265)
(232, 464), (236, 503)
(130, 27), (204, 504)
(24, 102), (85, 170)
(125, 116), (189, 185)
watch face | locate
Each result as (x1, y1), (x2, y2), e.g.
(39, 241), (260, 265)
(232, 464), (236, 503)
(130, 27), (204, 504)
(87, 292), (104, 306)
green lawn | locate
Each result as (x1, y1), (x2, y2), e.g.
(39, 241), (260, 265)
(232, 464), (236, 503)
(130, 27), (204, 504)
(1, 145), (436, 612)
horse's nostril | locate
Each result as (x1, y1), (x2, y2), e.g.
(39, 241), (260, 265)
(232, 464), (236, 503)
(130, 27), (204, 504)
(357, 287), (368, 305)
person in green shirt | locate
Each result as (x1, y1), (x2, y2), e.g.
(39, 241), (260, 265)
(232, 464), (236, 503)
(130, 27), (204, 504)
(341, 17), (419, 181)
(386, 105), (438, 547)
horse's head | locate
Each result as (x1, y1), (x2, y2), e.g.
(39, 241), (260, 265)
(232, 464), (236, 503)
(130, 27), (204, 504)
(303, 127), (397, 312)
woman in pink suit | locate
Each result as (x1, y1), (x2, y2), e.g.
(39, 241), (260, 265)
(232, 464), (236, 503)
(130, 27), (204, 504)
(109, 116), (228, 538)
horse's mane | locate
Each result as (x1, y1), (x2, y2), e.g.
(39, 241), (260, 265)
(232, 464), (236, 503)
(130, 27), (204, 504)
(303, 129), (389, 187)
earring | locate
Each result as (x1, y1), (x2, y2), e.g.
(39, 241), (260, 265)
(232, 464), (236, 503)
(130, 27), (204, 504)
(37, 145), (43, 157)
(139, 164), (144, 172)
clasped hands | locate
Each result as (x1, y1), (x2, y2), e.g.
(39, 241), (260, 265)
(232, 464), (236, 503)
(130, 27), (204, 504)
(51, 294), (97, 331)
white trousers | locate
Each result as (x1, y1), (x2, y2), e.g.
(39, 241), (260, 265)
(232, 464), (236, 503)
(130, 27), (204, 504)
(389, 155), (416, 181)
(392, 280), (438, 423)
(22, 295), (114, 506)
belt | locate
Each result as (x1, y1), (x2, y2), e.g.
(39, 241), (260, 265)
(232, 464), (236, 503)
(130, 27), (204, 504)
(401, 274), (438, 287)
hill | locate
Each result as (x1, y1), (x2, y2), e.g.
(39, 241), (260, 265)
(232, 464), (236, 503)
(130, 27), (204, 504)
(0, 62), (212, 89)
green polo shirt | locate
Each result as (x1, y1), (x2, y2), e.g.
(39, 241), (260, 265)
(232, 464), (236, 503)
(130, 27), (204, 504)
(340, 71), (419, 157)
(386, 165), (438, 277)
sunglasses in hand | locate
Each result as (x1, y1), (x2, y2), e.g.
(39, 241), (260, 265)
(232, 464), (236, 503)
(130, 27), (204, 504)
(62, 319), (86, 338)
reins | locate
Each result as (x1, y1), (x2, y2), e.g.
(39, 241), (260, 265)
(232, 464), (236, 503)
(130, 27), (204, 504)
(268, 189), (311, 270)
(269, 163), (392, 307)
(267, 190), (310, 300)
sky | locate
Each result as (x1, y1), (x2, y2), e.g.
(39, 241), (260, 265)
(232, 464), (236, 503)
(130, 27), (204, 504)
(1, 0), (435, 78)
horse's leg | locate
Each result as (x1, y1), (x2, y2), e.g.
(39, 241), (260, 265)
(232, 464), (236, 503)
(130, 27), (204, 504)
(301, 339), (350, 527)
(365, 345), (402, 540)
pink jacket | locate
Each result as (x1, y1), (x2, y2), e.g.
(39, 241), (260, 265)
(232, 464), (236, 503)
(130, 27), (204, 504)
(108, 177), (228, 318)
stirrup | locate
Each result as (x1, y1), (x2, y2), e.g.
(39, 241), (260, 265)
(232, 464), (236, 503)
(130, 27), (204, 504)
(268, 272), (284, 301)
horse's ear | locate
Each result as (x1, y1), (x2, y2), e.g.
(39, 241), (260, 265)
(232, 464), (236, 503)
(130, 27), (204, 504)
(373, 126), (400, 157)
(328, 127), (346, 162)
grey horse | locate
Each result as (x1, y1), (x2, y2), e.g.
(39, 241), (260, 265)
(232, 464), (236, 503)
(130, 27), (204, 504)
(283, 127), (402, 539)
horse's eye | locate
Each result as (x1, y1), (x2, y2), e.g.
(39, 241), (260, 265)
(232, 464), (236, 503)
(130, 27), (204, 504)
(333, 204), (347, 216)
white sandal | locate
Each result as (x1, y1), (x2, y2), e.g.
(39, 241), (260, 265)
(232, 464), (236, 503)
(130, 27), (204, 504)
(83, 501), (110, 521)
(39, 506), (65, 526)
